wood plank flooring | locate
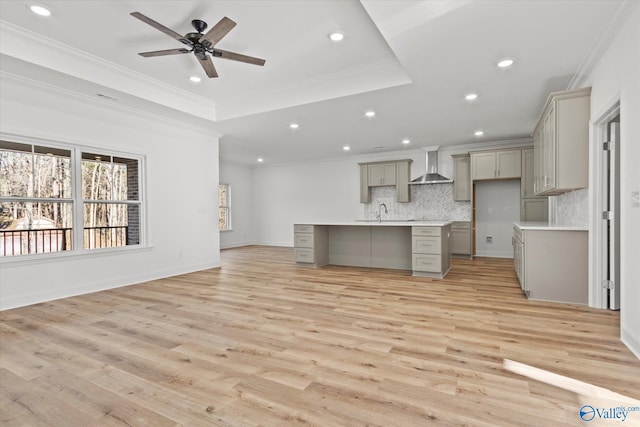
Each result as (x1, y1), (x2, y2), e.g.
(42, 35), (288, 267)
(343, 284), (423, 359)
(1, 245), (639, 426)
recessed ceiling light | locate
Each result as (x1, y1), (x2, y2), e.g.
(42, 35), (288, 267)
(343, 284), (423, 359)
(365, 111), (375, 118)
(189, 76), (201, 83)
(30, 5), (51, 16)
(474, 130), (484, 137)
(257, 157), (264, 163)
(402, 139), (411, 145)
(343, 146), (351, 151)
(329, 32), (344, 42)
(465, 93), (478, 101)
(289, 123), (299, 129)
(497, 58), (514, 68)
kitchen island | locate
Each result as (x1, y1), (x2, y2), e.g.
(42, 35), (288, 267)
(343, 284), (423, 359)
(294, 221), (451, 278)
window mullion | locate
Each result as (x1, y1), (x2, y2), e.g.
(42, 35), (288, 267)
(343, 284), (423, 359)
(72, 147), (84, 252)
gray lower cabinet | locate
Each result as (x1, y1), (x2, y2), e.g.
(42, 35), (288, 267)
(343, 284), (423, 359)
(450, 221), (471, 258)
(294, 224), (329, 267)
(513, 225), (587, 304)
(411, 225), (450, 278)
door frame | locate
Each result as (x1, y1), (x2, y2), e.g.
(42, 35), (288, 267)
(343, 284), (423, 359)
(589, 99), (620, 309)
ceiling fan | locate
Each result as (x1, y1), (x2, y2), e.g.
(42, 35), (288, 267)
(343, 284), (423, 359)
(130, 12), (266, 78)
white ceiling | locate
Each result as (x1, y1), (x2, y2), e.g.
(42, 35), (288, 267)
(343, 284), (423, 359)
(0, 0), (626, 165)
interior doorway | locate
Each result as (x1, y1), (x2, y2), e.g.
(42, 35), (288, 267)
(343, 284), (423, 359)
(591, 101), (621, 311)
(602, 118), (621, 310)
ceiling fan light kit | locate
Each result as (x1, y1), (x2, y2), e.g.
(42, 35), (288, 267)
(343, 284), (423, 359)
(131, 12), (265, 78)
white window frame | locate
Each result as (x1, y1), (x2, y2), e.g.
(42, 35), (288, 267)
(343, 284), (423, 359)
(0, 133), (147, 262)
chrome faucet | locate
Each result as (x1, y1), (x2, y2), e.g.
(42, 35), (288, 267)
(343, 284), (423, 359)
(376, 203), (388, 223)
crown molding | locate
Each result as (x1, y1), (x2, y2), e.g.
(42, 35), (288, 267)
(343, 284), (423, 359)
(0, 70), (224, 138)
(567, 0), (639, 90)
(0, 19), (218, 121)
(440, 137), (533, 153)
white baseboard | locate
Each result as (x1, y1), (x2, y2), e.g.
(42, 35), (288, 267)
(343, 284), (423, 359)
(0, 261), (220, 311)
(475, 251), (514, 258)
(621, 323), (640, 361)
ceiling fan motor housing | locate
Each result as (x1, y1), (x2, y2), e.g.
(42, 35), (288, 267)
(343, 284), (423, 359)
(191, 19), (207, 33)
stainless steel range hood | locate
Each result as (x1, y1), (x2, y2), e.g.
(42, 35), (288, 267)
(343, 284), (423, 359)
(410, 148), (453, 184)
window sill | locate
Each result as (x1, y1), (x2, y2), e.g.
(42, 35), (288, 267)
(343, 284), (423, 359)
(0, 245), (154, 267)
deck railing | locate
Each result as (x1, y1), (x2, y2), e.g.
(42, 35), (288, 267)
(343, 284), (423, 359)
(0, 226), (128, 256)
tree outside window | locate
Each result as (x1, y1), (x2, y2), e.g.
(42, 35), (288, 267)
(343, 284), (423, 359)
(218, 184), (231, 231)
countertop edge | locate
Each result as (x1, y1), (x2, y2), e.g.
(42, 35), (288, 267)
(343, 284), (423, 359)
(296, 221), (453, 227)
(513, 221), (588, 231)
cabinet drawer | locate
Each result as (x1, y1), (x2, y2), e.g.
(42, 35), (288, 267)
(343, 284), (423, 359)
(412, 227), (441, 237)
(294, 224), (313, 233)
(412, 254), (441, 272)
(451, 222), (470, 230)
(294, 248), (315, 263)
(294, 233), (314, 248)
(412, 236), (441, 254)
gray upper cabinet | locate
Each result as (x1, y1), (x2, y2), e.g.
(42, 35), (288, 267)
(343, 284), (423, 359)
(521, 148), (537, 198)
(368, 163), (396, 186)
(360, 164), (370, 203)
(452, 154), (470, 201)
(533, 87), (591, 196)
(396, 160), (411, 203)
(359, 160), (412, 203)
(470, 149), (522, 180)
(521, 148), (548, 222)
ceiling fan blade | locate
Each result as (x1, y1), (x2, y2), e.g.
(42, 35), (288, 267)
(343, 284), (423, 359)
(130, 12), (191, 46)
(138, 48), (191, 57)
(214, 49), (266, 66)
(199, 17), (236, 47)
(198, 55), (218, 78)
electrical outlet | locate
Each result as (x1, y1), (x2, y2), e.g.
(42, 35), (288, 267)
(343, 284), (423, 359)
(486, 236), (493, 244)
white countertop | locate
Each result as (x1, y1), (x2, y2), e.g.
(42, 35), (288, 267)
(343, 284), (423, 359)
(297, 220), (452, 227)
(513, 221), (588, 231)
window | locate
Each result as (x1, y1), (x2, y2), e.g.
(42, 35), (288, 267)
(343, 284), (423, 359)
(0, 140), (144, 257)
(81, 153), (141, 249)
(218, 184), (231, 231)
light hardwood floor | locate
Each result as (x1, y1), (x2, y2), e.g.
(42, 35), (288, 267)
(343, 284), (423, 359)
(1, 246), (639, 426)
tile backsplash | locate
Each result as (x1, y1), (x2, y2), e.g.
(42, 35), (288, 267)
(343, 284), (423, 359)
(364, 184), (471, 221)
(554, 188), (589, 227)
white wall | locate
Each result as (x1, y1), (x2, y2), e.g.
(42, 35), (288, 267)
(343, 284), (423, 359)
(251, 150), (426, 246)
(584, 4), (640, 358)
(219, 163), (253, 248)
(475, 180), (521, 257)
(0, 76), (221, 310)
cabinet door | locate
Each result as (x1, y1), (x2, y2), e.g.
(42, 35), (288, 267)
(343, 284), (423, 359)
(382, 163), (397, 185)
(542, 105), (556, 192)
(521, 148), (535, 198)
(368, 163), (396, 186)
(471, 152), (497, 180)
(453, 155), (471, 201)
(360, 164), (370, 203)
(451, 229), (471, 255)
(496, 150), (521, 178)
(396, 161), (411, 202)
(368, 164), (385, 186)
